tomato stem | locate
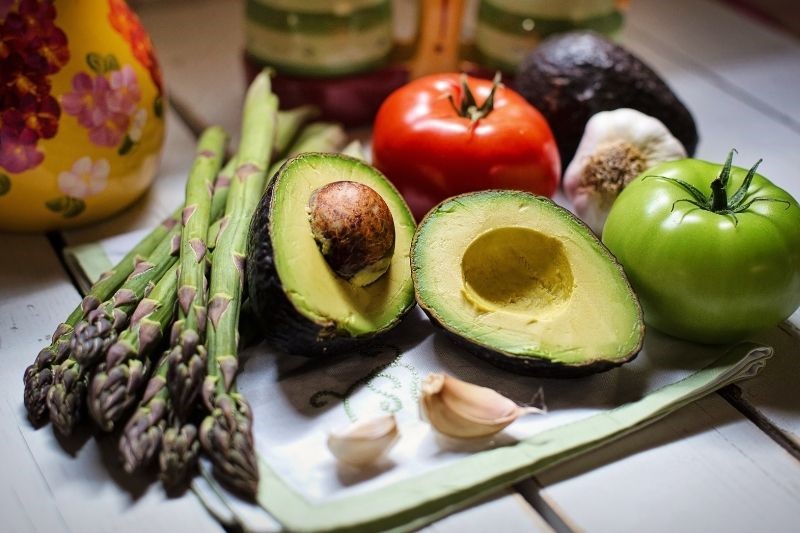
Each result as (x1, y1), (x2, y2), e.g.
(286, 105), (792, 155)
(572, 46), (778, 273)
(448, 72), (502, 122)
(710, 178), (728, 211)
(709, 149), (735, 212)
(645, 149), (790, 224)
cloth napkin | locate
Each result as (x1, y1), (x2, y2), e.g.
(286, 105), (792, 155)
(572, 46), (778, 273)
(64, 230), (773, 532)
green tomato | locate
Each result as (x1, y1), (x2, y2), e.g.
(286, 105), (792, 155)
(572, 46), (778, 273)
(602, 152), (800, 344)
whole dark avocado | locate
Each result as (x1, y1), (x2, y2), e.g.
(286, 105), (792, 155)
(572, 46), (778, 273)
(516, 31), (698, 167)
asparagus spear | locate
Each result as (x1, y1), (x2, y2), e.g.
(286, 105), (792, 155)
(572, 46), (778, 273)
(160, 114), (339, 485)
(267, 121), (347, 176)
(273, 105), (318, 157)
(159, 422), (200, 486)
(47, 226), (182, 435)
(69, 225), (182, 367)
(118, 353), (170, 473)
(165, 127), (228, 419)
(23, 211), (180, 423)
(119, 156), (236, 472)
(146, 128), (226, 484)
(200, 71), (277, 496)
(341, 139), (367, 160)
(23, 311), (82, 425)
(87, 260), (179, 431)
(89, 128), (228, 431)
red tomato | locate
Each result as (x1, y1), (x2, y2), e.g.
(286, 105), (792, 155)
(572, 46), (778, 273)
(372, 73), (561, 220)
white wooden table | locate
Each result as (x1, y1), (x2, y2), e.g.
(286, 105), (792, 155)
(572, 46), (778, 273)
(2, 0), (800, 531)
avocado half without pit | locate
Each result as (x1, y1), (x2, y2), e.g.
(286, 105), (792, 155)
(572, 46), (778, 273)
(247, 153), (416, 356)
(411, 190), (644, 377)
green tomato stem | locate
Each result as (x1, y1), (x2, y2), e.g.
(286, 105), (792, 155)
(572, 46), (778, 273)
(710, 177), (728, 212)
(651, 150), (787, 223)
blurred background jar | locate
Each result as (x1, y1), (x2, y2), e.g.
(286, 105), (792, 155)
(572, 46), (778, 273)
(245, 0), (395, 78)
(243, 0), (468, 127)
(0, 0), (165, 232)
(469, 0), (628, 74)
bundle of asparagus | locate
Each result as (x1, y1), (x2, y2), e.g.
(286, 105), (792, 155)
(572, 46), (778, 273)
(21, 71), (348, 496)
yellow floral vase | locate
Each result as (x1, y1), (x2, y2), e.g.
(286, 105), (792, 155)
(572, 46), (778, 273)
(0, 0), (165, 232)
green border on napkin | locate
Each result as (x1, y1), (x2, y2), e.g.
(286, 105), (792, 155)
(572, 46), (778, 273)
(63, 242), (114, 295)
(242, 343), (769, 532)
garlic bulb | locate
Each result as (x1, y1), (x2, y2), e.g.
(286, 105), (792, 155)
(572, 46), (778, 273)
(564, 108), (687, 234)
(420, 373), (542, 438)
(327, 414), (399, 466)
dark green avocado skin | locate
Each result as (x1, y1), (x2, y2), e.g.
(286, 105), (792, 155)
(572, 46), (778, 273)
(516, 31), (698, 167)
(246, 164), (412, 357)
(421, 306), (639, 378)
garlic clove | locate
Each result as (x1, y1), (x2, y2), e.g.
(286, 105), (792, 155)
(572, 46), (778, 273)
(327, 414), (400, 466)
(564, 108), (687, 234)
(420, 373), (542, 439)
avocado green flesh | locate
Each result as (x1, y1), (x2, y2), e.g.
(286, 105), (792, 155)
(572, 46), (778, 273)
(270, 154), (416, 336)
(413, 191), (642, 366)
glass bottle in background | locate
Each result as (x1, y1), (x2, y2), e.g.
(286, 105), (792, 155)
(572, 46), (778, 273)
(470, 0), (628, 74)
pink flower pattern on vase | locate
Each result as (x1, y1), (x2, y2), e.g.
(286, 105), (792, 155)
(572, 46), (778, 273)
(57, 156), (109, 198)
(61, 64), (141, 148)
(107, 65), (140, 115)
(0, 128), (43, 173)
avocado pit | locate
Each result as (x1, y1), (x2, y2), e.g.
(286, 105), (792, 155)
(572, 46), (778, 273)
(308, 180), (395, 287)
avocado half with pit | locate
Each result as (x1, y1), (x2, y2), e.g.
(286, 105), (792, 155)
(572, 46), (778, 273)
(247, 152), (416, 356)
(411, 190), (644, 377)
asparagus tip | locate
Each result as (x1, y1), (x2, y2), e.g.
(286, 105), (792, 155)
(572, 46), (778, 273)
(88, 359), (150, 433)
(46, 368), (85, 436)
(119, 404), (167, 473)
(23, 364), (53, 424)
(199, 393), (259, 498)
(159, 423), (200, 487)
(71, 316), (117, 367)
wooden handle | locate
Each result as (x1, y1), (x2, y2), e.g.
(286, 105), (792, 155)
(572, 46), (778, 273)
(408, 0), (466, 79)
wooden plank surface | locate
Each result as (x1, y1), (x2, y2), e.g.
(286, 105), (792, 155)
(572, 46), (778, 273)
(421, 491), (554, 533)
(531, 394), (800, 532)
(739, 313), (800, 446)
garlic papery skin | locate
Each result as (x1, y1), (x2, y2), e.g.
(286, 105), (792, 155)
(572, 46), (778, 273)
(564, 108), (687, 234)
(327, 414), (400, 466)
(420, 373), (542, 439)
